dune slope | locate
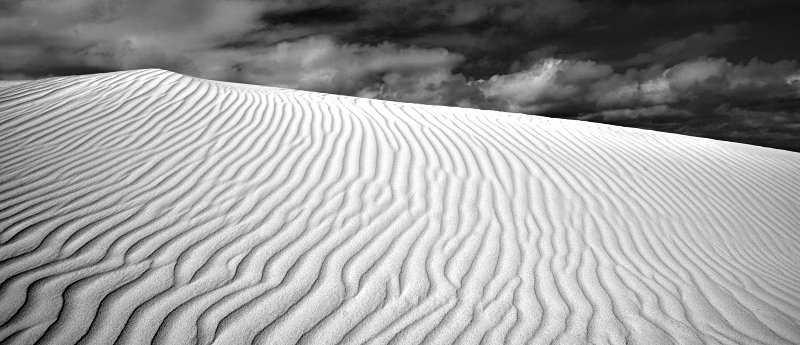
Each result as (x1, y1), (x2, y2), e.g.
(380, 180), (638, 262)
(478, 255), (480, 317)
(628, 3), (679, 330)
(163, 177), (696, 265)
(1, 69), (799, 344)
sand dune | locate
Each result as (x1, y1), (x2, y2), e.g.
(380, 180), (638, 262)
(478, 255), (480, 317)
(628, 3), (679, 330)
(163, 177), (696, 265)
(1, 69), (799, 344)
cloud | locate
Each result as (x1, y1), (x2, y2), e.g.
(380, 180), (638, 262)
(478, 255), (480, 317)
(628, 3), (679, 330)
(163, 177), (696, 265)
(476, 59), (613, 113)
(492, 0), (587, 29)
(0, 0), (590, 79)
(354, 0), (588, 28)
(0, 0), (268, 76)
(627, 24), (744, 65)
(260, 5), (362, 26)
(579, 105), (694, 122)
(0, 0), (587, 103)
(357, 70), (487, 108)
(471, 56), (799, 115)
(249, 0), (588, 38)
(626, 0), (789, 18)
(196, 36), (467, 96)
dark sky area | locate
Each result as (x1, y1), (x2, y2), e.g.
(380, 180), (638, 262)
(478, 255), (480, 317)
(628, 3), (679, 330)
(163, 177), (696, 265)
(2, 0), (799, 151)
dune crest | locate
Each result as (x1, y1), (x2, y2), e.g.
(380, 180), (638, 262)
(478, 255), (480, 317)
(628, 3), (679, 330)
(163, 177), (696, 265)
(1, 69), (799, 344)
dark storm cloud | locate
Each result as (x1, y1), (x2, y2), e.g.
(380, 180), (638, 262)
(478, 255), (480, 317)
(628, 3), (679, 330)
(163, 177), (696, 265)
(0, 0), (21, 14)
(0, 0), (594, 85)
(260, 5), (362, 26)
(232, 0), (591, 67)
(623, 0), (791, 17)
(3, 0), (788, 79)
(625, 24), (744, 66)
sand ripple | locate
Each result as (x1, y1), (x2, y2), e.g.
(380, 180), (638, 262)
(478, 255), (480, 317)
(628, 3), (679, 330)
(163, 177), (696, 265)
(1, 69), (799, 344)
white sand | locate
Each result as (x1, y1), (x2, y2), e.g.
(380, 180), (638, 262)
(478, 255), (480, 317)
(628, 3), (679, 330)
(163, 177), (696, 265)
(1, 69), (799, 344)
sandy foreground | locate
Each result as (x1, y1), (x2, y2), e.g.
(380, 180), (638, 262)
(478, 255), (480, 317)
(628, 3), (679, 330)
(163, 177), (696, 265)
(1, 69), (799, 344)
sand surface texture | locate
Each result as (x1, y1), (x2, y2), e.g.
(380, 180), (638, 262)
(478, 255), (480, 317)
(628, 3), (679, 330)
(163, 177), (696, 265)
(1, 69), (799, 344)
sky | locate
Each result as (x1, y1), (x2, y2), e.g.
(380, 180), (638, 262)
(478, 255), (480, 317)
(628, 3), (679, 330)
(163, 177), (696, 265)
(2, 0), (800, 151)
